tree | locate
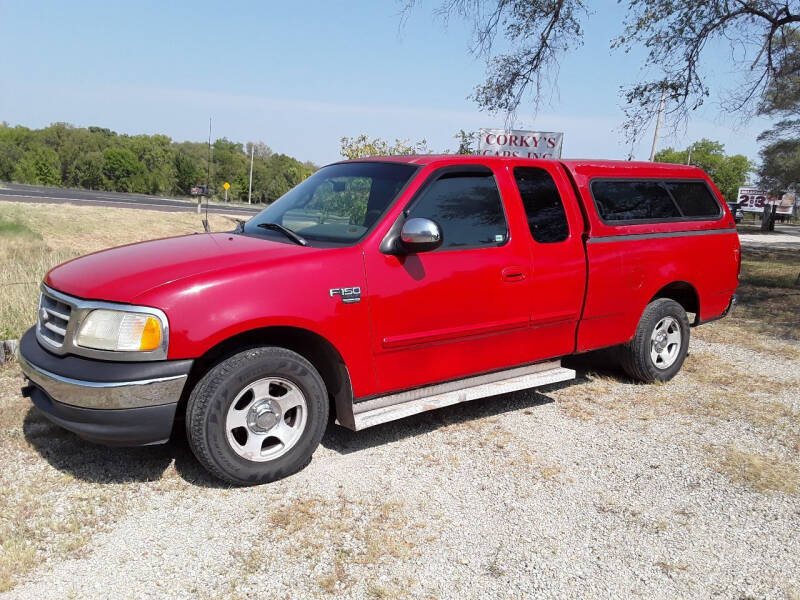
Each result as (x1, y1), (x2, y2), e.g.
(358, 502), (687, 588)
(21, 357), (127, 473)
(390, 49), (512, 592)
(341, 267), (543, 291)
(128, 134), (176, 194)
(102, 147), (144, 192)
(454, 130), (478, 154)
(755, 29), (800, 195)
(0, 122), (313, 202)
(174, 150), (202, 195)
(13, 147), (61, 185)
(758, 130), (800, 198)
(405, 1), (800, 141)
(0, 141), (22, 181)
(340, 134), (430, 159)
(73, 152), (105, 189)
(654, 139), (752, 203)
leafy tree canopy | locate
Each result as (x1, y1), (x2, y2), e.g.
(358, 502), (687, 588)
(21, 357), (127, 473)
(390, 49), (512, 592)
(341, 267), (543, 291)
(340, 131), (479, 159)
(404, 1), (800, 141)
(339, 134), (431, 159)
(0, 122), (315, 203)
(755, 29), (800, 192)
(654, 139), (752, 203)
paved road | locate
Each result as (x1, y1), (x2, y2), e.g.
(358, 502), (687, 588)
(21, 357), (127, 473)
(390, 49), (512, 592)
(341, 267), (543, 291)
(0, 183), (261, 216)
(738, 224), (800, 249)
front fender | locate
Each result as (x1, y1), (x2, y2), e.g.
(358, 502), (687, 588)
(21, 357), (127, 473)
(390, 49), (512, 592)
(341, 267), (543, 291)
(134, 245), (378, 398)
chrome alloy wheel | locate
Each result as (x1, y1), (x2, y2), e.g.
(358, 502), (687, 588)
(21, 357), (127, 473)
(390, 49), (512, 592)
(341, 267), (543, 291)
(225, 378), (308, 462)
(650, 316), (681, 370)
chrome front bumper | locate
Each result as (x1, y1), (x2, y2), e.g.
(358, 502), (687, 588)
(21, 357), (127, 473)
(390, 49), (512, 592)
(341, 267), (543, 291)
(17, 325), (192, 410)
(19, 350), (188, 409)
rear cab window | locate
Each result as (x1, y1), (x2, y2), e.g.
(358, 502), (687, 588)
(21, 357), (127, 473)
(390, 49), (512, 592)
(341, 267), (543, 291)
(513, 167), (570, 243)
(590, 179), (722, 224)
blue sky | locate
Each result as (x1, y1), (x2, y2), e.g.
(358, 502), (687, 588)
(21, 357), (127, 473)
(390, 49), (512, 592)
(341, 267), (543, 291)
(0, 0), (772, 166)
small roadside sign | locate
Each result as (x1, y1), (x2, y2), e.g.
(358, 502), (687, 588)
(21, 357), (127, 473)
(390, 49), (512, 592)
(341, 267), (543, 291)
(222, 182), (230, 190)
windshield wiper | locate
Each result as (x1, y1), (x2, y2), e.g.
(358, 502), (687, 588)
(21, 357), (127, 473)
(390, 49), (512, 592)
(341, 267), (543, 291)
(256, 222), (309, 246)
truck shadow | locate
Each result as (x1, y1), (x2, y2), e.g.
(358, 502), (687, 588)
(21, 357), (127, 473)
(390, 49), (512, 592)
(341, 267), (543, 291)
(21, 351), (619, 486)
(21, 408), (227, 488)
(320, 350), (620, 456)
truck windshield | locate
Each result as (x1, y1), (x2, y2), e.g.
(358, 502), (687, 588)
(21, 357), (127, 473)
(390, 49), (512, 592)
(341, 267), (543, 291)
(243, 162), (418, 245)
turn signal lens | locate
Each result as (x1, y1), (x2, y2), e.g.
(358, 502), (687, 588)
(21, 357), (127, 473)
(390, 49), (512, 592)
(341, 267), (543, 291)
(139, 316), (162, 351)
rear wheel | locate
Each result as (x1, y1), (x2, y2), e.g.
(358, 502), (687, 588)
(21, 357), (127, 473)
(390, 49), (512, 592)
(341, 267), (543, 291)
(619, 298), (690, 383)
(186, 346), (328, 485)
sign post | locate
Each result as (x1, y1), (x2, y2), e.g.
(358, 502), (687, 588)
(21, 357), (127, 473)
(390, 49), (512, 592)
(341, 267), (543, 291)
(223, 181), (230, 202)
(478, 129), (564, 159)
(190, 185), (208, 214)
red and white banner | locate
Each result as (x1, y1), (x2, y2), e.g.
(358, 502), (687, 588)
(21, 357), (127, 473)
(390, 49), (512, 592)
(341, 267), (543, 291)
(737, 187), (796, 215)
(478, 128), (563, 159)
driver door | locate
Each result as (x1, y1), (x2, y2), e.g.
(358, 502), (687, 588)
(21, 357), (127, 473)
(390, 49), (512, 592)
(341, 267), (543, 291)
(363, 165), (534, 395)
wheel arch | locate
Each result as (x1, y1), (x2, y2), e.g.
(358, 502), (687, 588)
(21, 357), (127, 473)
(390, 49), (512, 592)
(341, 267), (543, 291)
(178, 326), (355, 429)
(649, 281), (700, 324)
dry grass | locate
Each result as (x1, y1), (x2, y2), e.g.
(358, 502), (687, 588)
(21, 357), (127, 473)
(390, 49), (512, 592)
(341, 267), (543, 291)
(0, 201), (235, 340)
(559, 352), (799, 450)
(693, 319), (800, 360)
(0, 364), (128, 592)
(0, 357), (200, 592)
(707, 445), (799, 495)
(557, 244), (800, 495)
(249, 495), (421, 596)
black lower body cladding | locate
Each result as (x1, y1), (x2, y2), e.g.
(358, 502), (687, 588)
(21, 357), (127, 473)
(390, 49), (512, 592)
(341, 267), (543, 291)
(26, 386), (179, 445)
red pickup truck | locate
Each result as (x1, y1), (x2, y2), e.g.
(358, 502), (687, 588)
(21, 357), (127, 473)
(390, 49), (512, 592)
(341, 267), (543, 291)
(19, 156), (740, 485)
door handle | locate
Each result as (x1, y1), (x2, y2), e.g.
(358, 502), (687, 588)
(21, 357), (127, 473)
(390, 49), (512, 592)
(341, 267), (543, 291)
(501, 266), (527, 282)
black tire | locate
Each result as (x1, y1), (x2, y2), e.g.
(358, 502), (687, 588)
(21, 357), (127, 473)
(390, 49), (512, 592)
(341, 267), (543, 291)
(185, 346), (328, 486)
(619, 298), (690, 383)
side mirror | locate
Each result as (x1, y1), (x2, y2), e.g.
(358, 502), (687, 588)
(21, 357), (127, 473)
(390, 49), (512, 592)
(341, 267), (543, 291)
(400, 218), (443, 253)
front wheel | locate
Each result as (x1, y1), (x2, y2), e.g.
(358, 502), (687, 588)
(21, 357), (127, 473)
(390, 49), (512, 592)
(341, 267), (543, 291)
(619, 298), (690, 383)
(186, 346), (329, 485)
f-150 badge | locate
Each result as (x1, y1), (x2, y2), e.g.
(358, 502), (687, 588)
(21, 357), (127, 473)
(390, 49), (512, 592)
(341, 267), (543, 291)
(329, 287), (361, 304)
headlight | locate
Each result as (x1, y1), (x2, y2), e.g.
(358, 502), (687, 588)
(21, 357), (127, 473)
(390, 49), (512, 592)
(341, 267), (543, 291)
(76, 309), (164, 352)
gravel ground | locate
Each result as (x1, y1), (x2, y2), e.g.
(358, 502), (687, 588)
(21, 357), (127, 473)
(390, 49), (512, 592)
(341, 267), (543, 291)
(1, 328), (798, 600)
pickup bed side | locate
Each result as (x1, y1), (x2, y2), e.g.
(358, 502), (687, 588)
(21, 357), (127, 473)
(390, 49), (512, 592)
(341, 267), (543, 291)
(561, 160), (740, 352)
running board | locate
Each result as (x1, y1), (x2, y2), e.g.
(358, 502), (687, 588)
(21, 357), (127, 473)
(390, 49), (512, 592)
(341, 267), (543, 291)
(344, 361), (576, 431)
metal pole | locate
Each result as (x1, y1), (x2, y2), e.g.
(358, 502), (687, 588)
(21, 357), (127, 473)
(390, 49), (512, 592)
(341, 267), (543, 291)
(649, 88), (667, 162)
(687, 146), (692, 165)
(207, 118), (212, 193)
(248, 144), (254, 205)
(205, 118), (212, 227)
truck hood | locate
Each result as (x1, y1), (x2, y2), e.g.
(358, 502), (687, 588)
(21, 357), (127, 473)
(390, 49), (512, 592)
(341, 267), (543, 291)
(45, 233), (320, 303)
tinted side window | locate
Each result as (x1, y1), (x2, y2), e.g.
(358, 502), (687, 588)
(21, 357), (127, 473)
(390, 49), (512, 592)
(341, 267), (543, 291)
(592, 180), (680, 222)
(409, 173), (508, 249)
(665, 181), (720, 217)
(514, 167), (569, 243)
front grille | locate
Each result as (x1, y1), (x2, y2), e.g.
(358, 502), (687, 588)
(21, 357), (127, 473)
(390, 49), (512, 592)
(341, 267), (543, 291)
(38, 292), (73, 347)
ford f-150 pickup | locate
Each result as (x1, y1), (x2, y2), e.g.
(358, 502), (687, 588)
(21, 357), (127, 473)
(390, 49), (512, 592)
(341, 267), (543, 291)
(19, 156), (740, 485)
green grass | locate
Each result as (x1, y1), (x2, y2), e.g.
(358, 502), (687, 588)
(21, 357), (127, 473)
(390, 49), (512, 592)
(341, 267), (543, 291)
(740, 248), (800, 289)
(0, 215), (41, 239)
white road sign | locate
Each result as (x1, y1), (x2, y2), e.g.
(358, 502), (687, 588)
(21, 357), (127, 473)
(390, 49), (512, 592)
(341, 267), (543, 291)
(478, 128), (563, 159)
